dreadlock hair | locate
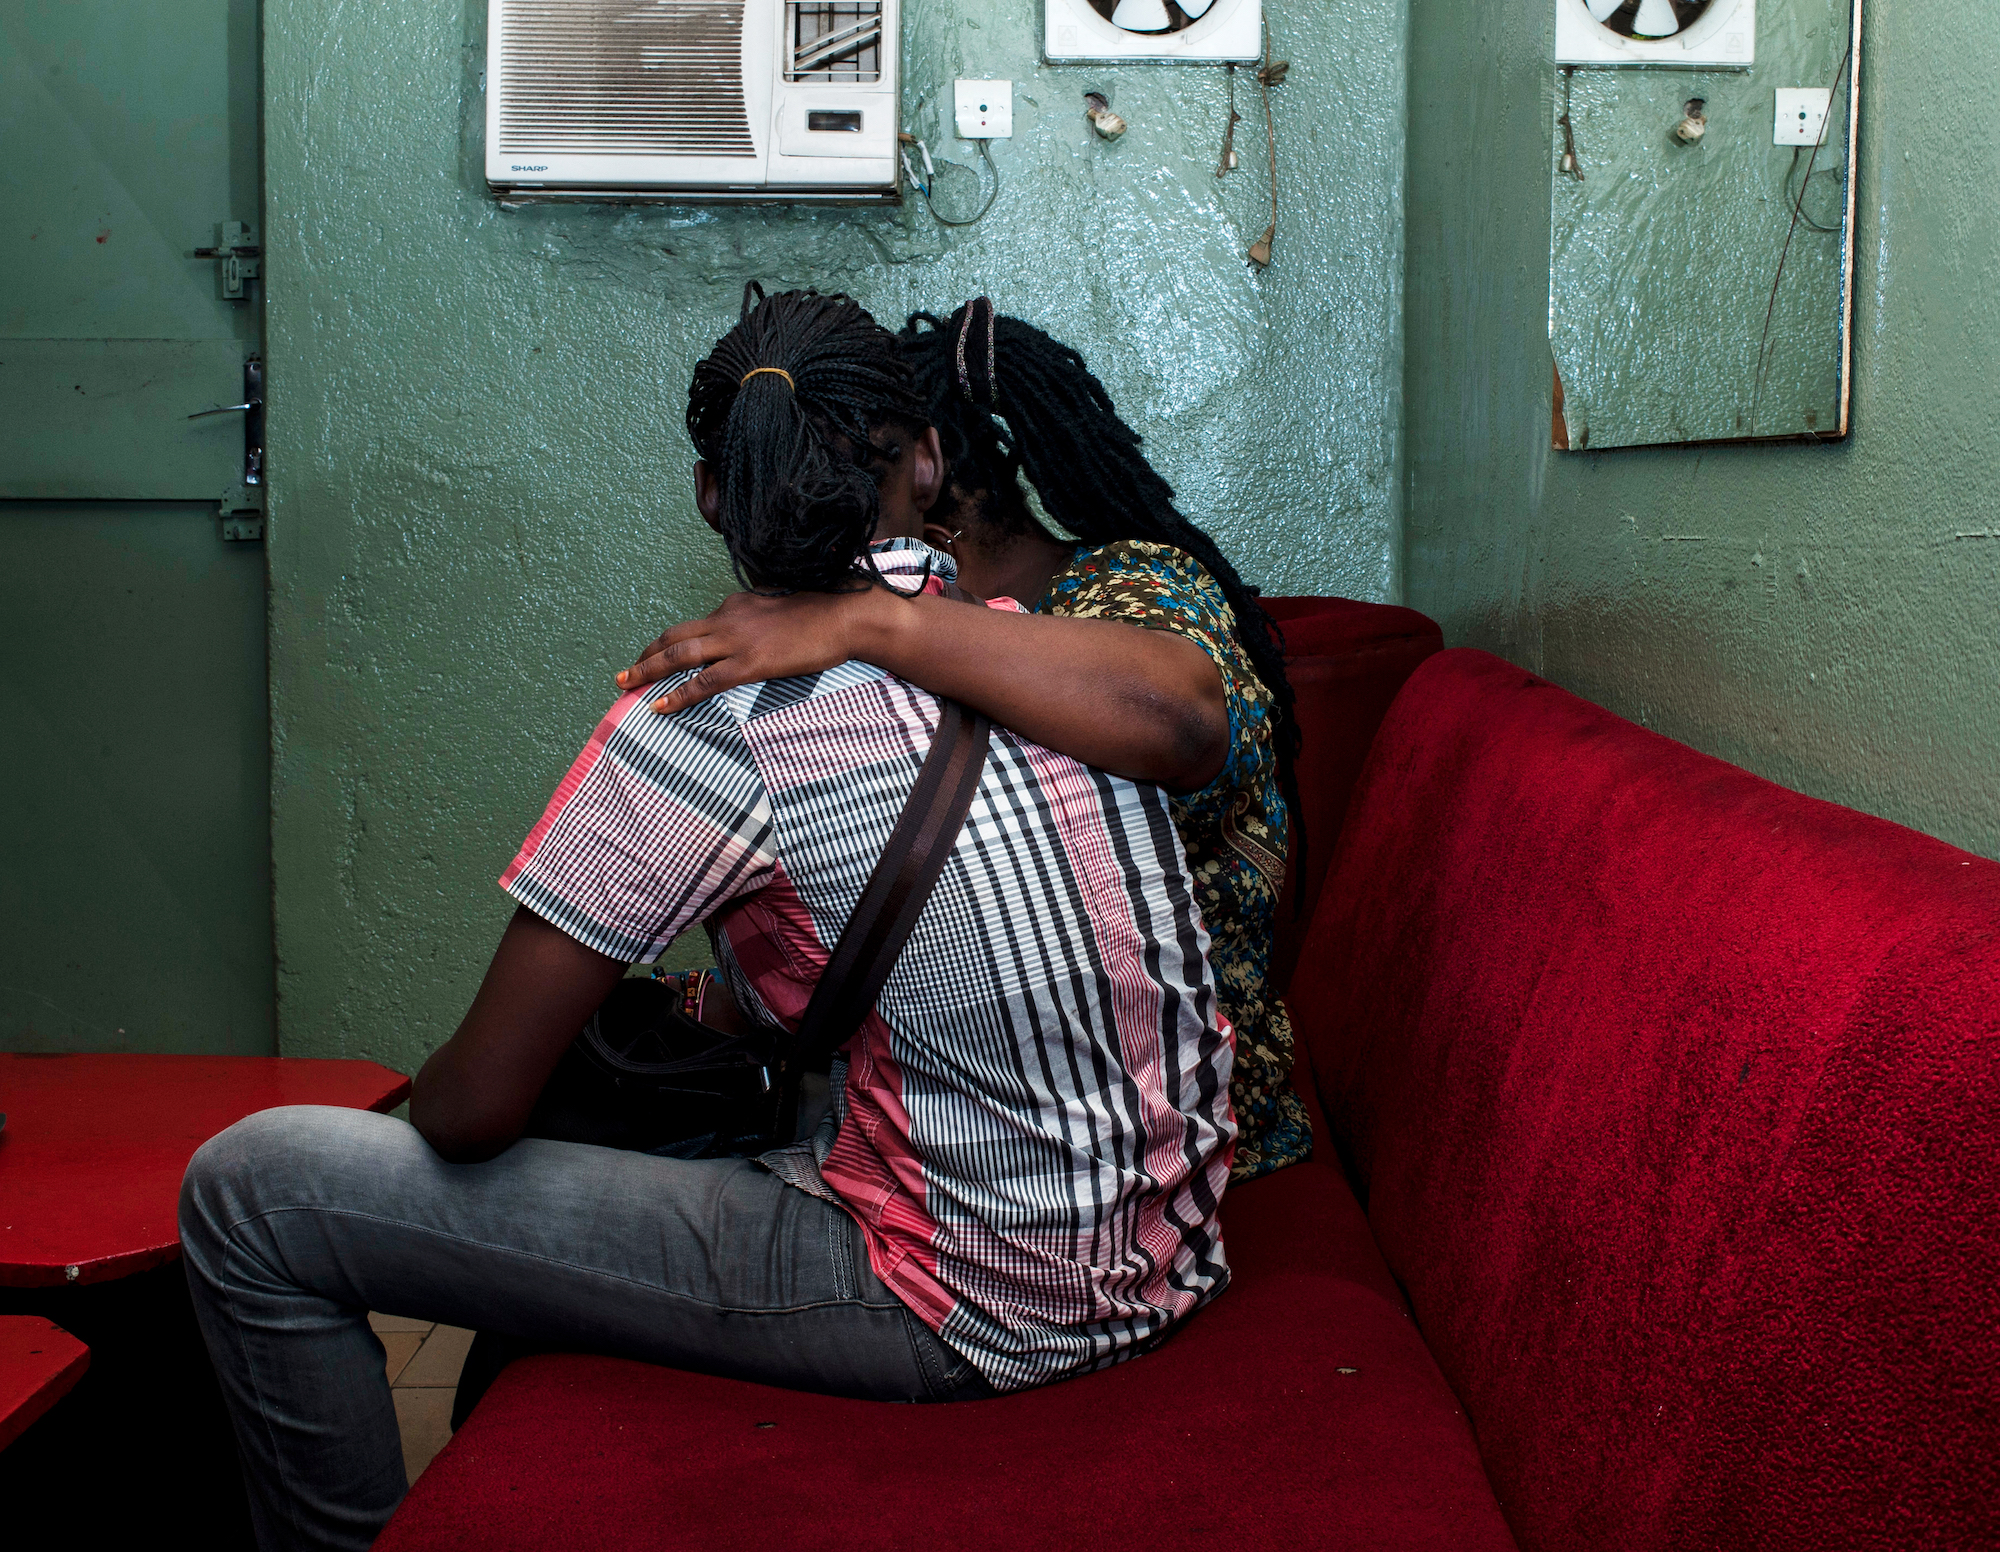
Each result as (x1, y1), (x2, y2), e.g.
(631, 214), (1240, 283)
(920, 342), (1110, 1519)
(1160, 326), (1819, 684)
(899, 298), (1308, 880)
(686, 282), (927, 594)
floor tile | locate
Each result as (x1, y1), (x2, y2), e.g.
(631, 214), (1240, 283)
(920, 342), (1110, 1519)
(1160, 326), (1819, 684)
(368, 1311), (435, 1336)
(396, 1323), (476, 1388)
(379, 1330), (426, 1384)
(392, 1387), (456, 1485)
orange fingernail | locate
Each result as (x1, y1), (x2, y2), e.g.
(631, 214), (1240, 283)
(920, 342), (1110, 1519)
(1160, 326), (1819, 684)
(617, 670), (630, 684)
(652, 699), (669, 713)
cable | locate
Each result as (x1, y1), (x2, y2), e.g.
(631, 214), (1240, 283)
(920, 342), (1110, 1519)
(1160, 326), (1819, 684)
(1749, 36), (1853, 436)
(1246, 19), (1285, 266)
(1558, 65), (1584, 181)
(1783, 146), (1842, 234)
(899, 136), (934, 196)
(917, 138), (1000, 227)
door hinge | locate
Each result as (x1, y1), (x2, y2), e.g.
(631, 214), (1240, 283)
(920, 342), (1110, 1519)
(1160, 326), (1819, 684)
(193, 221), (262, 300)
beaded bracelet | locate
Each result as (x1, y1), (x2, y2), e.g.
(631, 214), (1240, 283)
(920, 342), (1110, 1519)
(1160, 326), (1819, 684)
(647, 966), (711, 1021)
(682, 969), (709, 1022)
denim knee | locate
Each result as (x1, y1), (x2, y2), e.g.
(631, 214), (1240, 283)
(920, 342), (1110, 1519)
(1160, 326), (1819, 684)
(179, 1104), (380, 1260)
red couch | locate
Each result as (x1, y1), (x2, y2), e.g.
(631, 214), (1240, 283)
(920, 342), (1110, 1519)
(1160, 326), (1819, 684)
(379, 626), (1998, 1552)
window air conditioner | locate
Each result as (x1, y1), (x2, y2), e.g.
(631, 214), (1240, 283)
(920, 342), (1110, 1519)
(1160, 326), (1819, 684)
(486, 0), (901, 204)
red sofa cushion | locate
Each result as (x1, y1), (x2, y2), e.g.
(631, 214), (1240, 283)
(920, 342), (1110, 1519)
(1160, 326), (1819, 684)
(1260, 597), (1443, 992)
(379, 1155), (1517, 1552)
(1291, 649), (2000, 1552)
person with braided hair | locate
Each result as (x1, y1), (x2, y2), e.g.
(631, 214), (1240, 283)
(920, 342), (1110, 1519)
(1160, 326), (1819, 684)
(627, 297), (1312, 1182)
(180, 285), (1236, 1550)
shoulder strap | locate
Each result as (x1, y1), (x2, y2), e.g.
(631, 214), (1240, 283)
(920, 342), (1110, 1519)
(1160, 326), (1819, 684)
(773, 584), (992, 1137)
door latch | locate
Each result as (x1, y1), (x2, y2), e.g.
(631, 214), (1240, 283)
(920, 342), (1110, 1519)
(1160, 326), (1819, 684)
(188, 355), (266, 540)
(193, 221), (262, 300)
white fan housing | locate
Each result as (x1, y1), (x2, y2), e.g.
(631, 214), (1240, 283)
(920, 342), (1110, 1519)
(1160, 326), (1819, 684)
(1555, 0), (1755, 68)
(1044, 0), (1262, 65)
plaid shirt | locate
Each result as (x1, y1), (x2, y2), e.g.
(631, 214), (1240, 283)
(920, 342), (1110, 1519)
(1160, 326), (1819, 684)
(501, 541), (1236, 1391)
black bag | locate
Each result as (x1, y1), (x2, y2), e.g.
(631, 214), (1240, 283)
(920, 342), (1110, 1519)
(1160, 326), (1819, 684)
(520, 976), (781, 1158)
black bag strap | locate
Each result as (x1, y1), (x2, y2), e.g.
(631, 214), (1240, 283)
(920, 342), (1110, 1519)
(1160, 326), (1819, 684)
(772, 586), (992, 1138)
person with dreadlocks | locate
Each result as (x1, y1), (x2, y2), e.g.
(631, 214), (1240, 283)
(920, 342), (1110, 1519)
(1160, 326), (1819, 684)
(179, 286), (1236, 1551)
(625, 296), (1312, 1182)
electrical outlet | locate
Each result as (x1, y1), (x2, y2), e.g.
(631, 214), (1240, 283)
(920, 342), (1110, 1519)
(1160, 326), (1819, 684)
(954, 79), (1013, 140)
(1773, 88), (1833, 147)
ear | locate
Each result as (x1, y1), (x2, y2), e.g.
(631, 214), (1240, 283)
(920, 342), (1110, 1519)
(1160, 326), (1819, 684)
(920, 518), (960, 554)
(909, 425), (946, 516)
(692, 460), (723, 533)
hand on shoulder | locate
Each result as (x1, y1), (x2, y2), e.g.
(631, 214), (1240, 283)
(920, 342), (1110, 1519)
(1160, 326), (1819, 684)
(619, 587), (888, 716)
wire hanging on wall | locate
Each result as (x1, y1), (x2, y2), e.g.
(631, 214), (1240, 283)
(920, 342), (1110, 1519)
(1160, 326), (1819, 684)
(899, 132), (1000, 227)
(1245, 19), (1288, 267)
(1558, 66), (1585, 180)
(1749, 35), (1854, 436)
(1215, 63), (1243, 177)
(1782, 147), (1842, 234)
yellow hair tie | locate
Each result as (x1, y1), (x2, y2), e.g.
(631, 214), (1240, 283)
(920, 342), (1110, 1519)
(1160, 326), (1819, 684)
(739, 367), (795, 390)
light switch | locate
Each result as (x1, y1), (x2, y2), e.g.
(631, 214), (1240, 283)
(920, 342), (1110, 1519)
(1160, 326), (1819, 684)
(954, 79), (1013, 140)
(1773, 88), (1833, 147)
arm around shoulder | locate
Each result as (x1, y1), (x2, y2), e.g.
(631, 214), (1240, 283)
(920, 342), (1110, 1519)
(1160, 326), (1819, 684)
(858, 591), (1229, 791)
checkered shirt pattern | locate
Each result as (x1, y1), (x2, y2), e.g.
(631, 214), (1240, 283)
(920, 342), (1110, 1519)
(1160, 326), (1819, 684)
(500, 541), (1237, 1391)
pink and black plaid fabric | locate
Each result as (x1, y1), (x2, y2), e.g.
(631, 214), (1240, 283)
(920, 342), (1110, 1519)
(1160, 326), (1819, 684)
(501, 542), (1236, 1391)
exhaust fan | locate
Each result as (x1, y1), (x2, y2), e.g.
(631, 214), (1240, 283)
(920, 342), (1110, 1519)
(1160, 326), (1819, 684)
(1555, 0), (1754, 68)
(1044, 0), (1262, 64)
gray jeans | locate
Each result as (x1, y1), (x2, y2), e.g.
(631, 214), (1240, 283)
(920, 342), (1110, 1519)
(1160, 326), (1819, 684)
(179, 1105), (990, 1552)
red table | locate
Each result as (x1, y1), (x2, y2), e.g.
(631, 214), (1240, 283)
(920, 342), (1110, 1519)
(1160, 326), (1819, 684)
(0, 1053), (410, 1287)
(0, 1053), (409, 1544)
(0, 1316), (89, 1453)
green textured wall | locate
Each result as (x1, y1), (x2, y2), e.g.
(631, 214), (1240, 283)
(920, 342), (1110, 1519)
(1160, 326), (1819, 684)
(264, 0), (1409, 1066)
(1405, 1), (2000, 860)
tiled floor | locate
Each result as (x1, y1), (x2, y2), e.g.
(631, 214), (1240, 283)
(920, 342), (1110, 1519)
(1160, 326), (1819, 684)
(369, 1311), (474, 1484)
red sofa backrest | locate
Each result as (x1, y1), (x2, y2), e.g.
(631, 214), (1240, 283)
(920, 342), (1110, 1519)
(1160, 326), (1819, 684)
(1290, 649), (2000, 1552)
(1259, 597), (1442, 992)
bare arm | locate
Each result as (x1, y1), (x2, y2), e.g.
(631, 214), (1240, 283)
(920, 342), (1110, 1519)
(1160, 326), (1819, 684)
(409, 905), (627, 1163)
(621, 587), (1230, 792)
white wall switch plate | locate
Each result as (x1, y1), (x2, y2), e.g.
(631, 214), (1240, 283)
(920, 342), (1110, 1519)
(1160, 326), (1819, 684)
(1774, 87), (1833, 147)
(954, 79), (1012, 139)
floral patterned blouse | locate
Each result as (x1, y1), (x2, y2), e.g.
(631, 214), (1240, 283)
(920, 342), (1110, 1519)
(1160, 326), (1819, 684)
(1034, 540), (1312, 1182)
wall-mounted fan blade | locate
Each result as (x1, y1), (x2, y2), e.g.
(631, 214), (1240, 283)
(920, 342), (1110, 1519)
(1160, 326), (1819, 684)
(1557, 0), (1750, 68)
(1631, 0), (1682, 35)
(1110, 0), (1173, 31)
(1180, 0), (1217, 16)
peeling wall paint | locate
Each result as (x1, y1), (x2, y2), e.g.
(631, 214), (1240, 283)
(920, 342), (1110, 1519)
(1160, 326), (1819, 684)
(265, 0), (1409, 1066)
(1405, 0), (2000, 860)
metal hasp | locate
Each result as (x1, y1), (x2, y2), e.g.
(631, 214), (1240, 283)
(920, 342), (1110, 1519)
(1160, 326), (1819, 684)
(187, 355), (266, 539)
(192, 220), (262, 300)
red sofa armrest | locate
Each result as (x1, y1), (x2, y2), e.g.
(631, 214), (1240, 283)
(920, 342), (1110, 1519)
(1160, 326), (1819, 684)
(1260, 597), (1442, 994)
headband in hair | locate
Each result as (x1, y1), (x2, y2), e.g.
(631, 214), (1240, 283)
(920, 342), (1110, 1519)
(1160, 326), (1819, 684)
(739, 366), (795, 390)
(954, 296), (997, 406)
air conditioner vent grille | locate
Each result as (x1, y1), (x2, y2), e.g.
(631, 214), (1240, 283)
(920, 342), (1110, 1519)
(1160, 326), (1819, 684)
(785, 3), (882, 83)
(499, 0), (754, 158)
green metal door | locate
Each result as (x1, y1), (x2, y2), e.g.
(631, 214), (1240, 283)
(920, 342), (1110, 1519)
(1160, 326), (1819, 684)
(1, 1), (273, 1053)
